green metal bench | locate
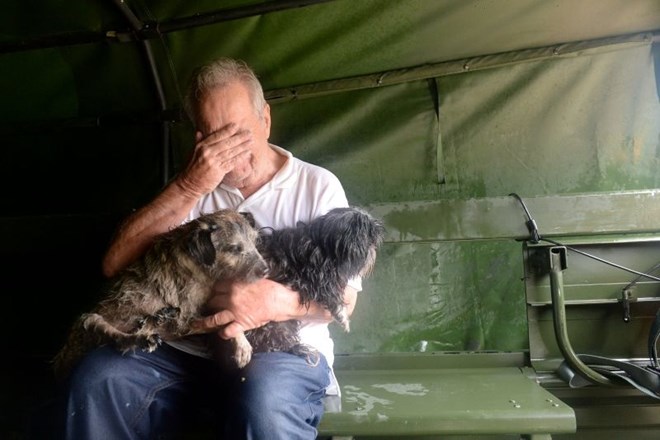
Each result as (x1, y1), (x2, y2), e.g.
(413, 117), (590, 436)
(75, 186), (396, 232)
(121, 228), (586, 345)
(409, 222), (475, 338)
(318, 352), (576, 439)
(317, 191), (660, 439)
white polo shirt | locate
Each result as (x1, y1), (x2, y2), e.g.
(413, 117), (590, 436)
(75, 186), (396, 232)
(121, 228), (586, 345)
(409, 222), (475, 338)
(170, 144), (358, 395)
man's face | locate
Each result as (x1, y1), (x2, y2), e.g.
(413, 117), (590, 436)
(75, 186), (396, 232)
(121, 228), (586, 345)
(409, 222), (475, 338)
(197, 81), (271, 187)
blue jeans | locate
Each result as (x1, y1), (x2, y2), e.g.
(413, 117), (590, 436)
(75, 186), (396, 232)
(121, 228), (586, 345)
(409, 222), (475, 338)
(57, 344), (330, 439)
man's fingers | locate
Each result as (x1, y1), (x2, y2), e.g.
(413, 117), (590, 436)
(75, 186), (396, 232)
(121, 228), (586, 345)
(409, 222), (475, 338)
(214, 133), (253, 162)
(195, 129), (252, 169)
(218, 321), (246, 340)
(199, 126), (250, 152)
(190, 310), (234, 334)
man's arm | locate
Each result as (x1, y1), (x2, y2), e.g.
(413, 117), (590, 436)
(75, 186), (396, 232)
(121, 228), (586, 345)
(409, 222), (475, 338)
(102, 125), (252, 277)
(101, 182), (201, 278)
(192, 279), (358, 339)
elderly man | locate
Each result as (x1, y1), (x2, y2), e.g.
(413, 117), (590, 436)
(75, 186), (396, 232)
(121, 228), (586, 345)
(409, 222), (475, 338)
(59, 57), (359, 440)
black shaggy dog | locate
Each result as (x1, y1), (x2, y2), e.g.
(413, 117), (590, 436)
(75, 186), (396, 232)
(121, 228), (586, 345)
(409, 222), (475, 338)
(53, 209), (268, 381)
(217, 206), (385, 367)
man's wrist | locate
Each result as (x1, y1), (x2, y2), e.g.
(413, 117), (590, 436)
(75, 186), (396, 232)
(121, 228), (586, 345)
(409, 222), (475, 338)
(173, 175), (206, 201)
(271, 280), (306, 320)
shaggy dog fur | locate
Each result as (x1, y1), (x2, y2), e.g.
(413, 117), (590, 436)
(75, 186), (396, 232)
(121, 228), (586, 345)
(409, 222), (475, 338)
(53, 209), (268, 381)
(215, 206), (385, 367)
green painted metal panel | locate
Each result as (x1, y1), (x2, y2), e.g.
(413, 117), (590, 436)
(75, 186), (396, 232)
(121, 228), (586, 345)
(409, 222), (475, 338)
(319, 366), (576, 436)
(523, 238), (660, 371)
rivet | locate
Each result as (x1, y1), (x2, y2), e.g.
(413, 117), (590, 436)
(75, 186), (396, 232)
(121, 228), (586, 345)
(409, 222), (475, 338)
(463, 63), (470, 71)
(514, 404), (521, 408)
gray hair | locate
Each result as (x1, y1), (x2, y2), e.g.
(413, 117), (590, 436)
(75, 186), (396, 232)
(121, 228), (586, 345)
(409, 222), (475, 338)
(184, 58), (267, 127)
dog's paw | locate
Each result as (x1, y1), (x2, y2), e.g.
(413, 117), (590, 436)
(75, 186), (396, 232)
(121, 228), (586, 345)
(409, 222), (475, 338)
(153, 306), (181, 325)
(142, 334), (163, 352)
(232, 333), (253, 368)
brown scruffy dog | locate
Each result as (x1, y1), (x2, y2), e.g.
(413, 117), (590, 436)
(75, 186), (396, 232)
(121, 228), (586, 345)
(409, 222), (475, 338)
(53, 209), (268, 382)
(214, 206), (386, 368)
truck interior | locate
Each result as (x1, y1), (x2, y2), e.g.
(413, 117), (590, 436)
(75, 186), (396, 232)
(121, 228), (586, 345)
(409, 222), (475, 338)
(2, 1), (660, 438)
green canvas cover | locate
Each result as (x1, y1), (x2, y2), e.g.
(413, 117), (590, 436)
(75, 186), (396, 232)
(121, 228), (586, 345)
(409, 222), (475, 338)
(2, 0), (660, 357)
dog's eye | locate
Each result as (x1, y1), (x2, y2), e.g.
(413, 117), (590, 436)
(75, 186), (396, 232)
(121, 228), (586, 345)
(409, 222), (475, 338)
(226, 244), (243, 253)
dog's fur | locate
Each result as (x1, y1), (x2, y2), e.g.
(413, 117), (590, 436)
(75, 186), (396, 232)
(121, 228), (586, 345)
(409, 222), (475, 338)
(215, 206), (385, 367)
(53, 209), (268, 381)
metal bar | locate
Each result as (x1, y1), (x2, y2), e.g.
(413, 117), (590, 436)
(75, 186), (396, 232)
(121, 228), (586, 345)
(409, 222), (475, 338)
(159, 0), (335, 34)
(141, 40), (171, 184)
(529, 297), (660, 307)
(265, 32), (654, 103)
(0, 111), (182, 134)
(111, 0), (143, 31)
(110, 0), (166, 110)
(0, 0), (335, 53)
(0, 31), (108, 54)
(548, 246), (613, 386)
(110, 0), (171, 185)
(542, 238), (660, 282)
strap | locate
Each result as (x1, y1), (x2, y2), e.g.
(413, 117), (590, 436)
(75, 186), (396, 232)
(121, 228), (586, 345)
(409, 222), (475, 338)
(557, 308), (660, 399)
(559, 354), (660, 399)
(648, 308), (660, 368)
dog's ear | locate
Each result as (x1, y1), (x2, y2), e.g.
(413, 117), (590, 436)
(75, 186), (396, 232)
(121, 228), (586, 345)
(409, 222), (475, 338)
(240, 211), (256, 228)
(187, 228), (217, 267)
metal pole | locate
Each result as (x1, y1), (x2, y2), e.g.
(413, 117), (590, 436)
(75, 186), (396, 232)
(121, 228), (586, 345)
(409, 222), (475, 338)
(548, 246), (613, 386)
(111, 0), (171, 185)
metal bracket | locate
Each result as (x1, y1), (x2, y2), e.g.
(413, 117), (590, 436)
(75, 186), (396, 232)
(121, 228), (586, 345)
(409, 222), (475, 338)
(619, 289), (637, 323)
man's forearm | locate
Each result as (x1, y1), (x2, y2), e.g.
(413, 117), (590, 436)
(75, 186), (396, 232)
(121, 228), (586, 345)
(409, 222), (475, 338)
(294, 286), (358, 323)
(194, 280), (358, 338)
(101, 179), (202, 278)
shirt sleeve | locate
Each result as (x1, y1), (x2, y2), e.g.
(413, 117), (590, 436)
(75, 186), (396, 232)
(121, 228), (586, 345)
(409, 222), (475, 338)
(313, 171), (349, 216)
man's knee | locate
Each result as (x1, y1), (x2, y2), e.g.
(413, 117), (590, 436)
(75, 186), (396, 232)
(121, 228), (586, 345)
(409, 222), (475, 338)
(66, 347), (126, 393)
(236, 352), (329, 418)
(241, 353), (329, 395)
